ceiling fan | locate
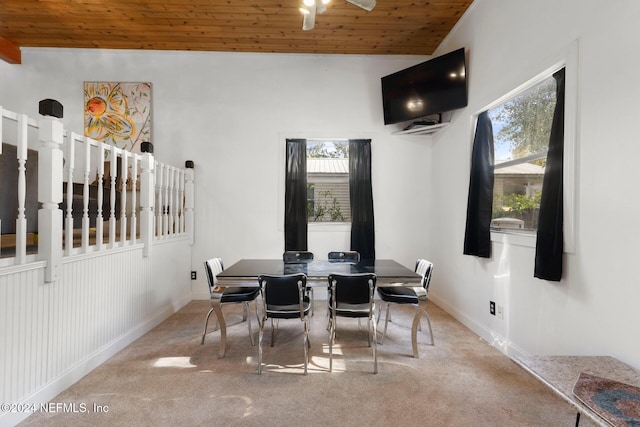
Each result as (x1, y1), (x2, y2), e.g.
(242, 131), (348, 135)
(300, 0), (377, 31)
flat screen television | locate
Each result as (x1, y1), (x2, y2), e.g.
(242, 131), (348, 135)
(381, 47), (468, 125)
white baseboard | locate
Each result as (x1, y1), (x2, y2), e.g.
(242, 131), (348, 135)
(2, 292), (192, 427)
(430, 295), (528, 360)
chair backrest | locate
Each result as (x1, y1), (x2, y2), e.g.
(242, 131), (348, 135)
(204, 258), (224, 292)
(283, 251), (314, 263)
(327, 251), (360, 262)
(258, 273), (307, 318)
(415, 259), (433, 291)
(328, 273), (376, 307)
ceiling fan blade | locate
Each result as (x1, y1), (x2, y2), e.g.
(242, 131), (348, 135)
(346, 0), (376, 12)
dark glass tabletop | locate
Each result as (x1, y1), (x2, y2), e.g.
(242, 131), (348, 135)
(217, 259), (420, 284)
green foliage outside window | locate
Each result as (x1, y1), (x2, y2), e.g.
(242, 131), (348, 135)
(491, 77), (556, 167)
(308, 189), (345, 222)
(493, 191), (542, 230)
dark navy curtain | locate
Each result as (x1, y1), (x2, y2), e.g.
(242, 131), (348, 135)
(463, 111), (495, 258)
(534, 68), (565, 281)
(349, 139), (375, 261)
(284, 139), (308, 251)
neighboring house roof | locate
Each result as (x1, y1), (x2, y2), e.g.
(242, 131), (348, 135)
(307, 158), (349, 174)
(495, 162), (545, 175)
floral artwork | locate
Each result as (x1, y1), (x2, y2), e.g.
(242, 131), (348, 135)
(84, 82), (151, 153)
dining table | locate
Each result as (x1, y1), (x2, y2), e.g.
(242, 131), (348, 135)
(213, 258), (428, 358)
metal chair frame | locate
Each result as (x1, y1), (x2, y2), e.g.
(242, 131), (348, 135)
(201, 258), (260, 351)
(257, 273), (310, 375)
(377, 259), (434, 346)
(327, 273), (377, 374)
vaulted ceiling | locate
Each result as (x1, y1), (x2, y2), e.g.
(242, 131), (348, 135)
(0, 0), (473, 64)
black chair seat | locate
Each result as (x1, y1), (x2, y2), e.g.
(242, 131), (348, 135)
(220, 287), (260, 303)
(328, 302), (371, 318)
(266, 297), (311, 319)
(377, 286), (419, 304)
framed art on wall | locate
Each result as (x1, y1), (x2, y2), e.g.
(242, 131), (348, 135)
(84, 81), (152, 153)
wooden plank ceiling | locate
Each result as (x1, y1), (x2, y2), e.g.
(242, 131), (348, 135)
(0, 0), (473, 63)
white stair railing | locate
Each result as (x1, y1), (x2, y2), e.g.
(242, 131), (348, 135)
(0, 102), (194, 274)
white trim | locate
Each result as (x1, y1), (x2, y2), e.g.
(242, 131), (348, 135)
(478, 40), (579, 254)
(308, 222), (351, 232)
(491, 230), (536, 248)
(562, 40), (579, 254)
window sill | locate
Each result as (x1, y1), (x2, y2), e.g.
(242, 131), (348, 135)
(308, 222), (351, 232)
(490, 229), (536, 248)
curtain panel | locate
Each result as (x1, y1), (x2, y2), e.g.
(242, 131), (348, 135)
(349, 139), (375, 260)
(534, 68), (565, 281)
(284, 139), (308, 251)
(463, 111), (495, 258)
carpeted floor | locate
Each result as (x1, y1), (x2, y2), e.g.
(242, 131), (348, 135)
(20, 300), (597, 426)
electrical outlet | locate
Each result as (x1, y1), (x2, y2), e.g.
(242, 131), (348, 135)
(489, 301), (496, 316)
(191, 271), (197, 280)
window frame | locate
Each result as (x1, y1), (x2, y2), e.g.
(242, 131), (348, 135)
(472, 41), (578, 253)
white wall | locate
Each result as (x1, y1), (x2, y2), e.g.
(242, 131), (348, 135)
(0, 48), (434, 300)
(429, 0), (640, 369)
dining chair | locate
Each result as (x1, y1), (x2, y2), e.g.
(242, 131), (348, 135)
(283, 250), (315, 314)
(283, 251), (314, 263)
(377, 258), (434, 346)
(327, 273), (377, 374)
(257, 273), (311, 375)
(201, 258), (260, 350)
(328, 251), (360, 262)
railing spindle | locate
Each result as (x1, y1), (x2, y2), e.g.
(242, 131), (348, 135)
(64, 133), (76, 255)
(131, 155), (138, 244)
(15, 114), (28, 263)
(109, 147), (117, 247)
(81, 136), (91, 251)
(119, 153), (128, 245)
(96, 143), (105, 250)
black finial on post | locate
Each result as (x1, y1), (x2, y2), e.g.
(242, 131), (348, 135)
(39, 99), (63, 118)
(141, 141), (154, 153)
(185, 160), (194, 169)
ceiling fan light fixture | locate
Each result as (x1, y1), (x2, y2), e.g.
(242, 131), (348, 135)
(299, 7), (310, 14)
(303, 0), (315, 6)
(302, 6), (316, 30)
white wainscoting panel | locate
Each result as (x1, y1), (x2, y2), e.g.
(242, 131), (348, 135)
(0, 237), (191, 427)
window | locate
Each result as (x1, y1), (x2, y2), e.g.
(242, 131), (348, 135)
(284, 138), (374, 257)
(465, 41), (577, 256)
(306, 139), (350, 223)
(489, 75), (557, 233)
